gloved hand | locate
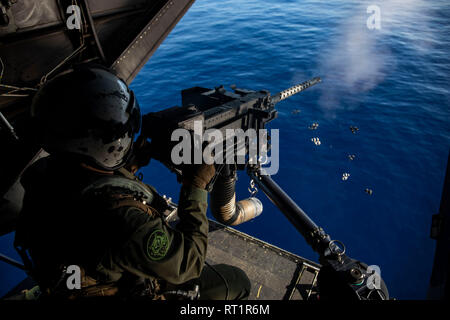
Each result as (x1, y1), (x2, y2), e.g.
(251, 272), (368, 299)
(182, 164), (216, 190)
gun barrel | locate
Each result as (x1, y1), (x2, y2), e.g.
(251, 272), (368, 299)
(272, 77), (321, 104)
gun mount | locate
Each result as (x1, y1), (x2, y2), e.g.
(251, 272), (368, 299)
(247, 166), (389, 300)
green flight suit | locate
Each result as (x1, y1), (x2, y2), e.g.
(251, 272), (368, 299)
(15, 155), (250, 300)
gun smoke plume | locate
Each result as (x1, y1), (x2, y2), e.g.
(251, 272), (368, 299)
(317, 0), (431, 115)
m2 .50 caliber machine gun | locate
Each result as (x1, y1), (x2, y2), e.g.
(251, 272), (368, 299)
(133, 77), (390, 300)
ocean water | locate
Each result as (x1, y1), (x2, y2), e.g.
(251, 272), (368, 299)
(1, 0), (449, 299)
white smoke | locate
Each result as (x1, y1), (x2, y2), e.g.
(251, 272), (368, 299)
(317, 0), (431, 114)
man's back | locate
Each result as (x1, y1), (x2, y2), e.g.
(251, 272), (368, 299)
(15, 155), (209, 296)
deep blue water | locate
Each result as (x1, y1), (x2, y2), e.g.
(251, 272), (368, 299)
(1, 0), (449, 299)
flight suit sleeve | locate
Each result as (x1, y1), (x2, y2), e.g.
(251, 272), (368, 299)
(103, 184), (209, 285)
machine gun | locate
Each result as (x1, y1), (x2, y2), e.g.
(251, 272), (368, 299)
(139, 77), (321, 177)
(133, 77), (389, 300)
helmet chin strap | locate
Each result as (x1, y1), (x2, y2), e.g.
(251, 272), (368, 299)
(80, 162), (114, 175)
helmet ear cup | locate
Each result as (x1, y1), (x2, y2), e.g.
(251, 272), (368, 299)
(31, 67), (142, 170)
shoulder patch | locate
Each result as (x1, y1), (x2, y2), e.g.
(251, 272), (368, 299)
(146, 229), (169, 261)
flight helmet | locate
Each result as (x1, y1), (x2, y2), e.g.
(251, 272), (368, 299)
(31, 65), (141, 170)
